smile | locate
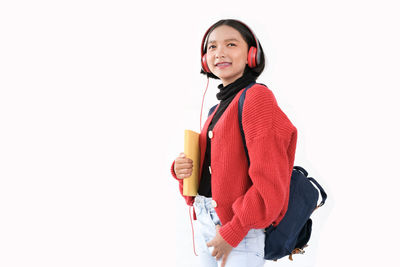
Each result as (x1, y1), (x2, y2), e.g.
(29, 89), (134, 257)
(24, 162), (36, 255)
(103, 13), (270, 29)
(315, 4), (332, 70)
(215, 62), (232, 68)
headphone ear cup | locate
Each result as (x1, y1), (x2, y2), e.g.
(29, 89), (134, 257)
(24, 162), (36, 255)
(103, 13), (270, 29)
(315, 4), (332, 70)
(202, 53), (211, 73)
(247, 46), (257, 68)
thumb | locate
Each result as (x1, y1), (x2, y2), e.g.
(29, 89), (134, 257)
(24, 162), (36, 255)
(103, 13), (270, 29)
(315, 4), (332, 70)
(206, 239), (214, 247)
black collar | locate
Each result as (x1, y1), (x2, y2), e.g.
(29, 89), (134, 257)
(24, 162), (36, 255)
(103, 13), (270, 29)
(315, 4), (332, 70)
(216, 72), (257, 101)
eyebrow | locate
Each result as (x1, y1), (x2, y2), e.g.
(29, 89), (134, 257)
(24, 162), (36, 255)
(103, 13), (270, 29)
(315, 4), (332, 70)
(207, 38), (240, 44)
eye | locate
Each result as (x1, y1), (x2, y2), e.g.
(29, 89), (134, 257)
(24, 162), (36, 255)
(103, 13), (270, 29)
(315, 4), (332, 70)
(208, 44), (216, 50)
(227, 43), (236, 47)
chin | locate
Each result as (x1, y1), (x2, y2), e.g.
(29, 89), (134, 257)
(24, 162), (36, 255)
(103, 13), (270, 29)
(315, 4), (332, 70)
(213, 71), (233, 80)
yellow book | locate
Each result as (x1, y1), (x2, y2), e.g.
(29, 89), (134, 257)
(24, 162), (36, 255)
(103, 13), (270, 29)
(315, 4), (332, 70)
(183, 129), (200, 196)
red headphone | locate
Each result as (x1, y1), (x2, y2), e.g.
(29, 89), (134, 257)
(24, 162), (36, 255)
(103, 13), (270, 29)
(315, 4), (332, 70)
(201, 20), (261, 73)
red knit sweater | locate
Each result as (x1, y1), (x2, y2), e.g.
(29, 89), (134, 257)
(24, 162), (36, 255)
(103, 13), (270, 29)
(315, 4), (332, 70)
(170, 83), (297, 247)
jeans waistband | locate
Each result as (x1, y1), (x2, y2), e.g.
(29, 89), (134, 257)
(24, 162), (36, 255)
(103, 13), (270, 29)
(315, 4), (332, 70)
(194, 194), (214, 208)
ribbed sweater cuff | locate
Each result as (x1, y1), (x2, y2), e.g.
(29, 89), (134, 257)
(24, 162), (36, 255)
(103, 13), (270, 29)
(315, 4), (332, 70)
(219, 216), (250, 247)
(170, 160), (180, 181)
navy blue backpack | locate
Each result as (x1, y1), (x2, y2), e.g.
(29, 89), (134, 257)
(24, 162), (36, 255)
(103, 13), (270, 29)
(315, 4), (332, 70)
(208, 82), (327, 261)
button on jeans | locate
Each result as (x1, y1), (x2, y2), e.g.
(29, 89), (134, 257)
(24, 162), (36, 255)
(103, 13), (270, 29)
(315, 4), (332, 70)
(193, 195), (266, 267)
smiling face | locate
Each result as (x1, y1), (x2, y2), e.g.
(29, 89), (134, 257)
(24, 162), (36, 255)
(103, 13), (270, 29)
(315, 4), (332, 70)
(206, 25), (249, 86)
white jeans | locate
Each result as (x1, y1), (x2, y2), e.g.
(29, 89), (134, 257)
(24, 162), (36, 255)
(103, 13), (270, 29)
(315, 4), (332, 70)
(193, 195), (266, 267)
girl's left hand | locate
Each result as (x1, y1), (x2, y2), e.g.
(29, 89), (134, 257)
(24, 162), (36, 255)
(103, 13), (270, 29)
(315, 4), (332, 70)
(206, 225), (233, 267)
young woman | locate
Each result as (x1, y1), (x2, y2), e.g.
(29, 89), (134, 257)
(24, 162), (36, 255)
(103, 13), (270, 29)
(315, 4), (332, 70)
(170, 19), (298, 267)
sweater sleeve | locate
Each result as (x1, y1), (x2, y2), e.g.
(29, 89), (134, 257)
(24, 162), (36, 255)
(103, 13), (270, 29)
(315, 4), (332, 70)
(219, 84), (297, 247)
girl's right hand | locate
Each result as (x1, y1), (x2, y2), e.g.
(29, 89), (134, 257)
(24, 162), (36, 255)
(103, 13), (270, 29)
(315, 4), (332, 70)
(174, 152), (193, 179)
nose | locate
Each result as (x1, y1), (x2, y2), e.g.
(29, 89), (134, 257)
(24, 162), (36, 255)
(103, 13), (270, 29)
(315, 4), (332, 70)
(215, 46), (226, 59)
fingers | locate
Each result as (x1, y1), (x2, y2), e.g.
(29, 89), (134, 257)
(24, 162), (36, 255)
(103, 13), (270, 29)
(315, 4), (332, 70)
(211, 248), (217, 257)
(215, 250), (223, 261)
(175, 153), (193, 164)
(210, 247), (223, 260)
(175, 161), (193, 169)
(175, 164), (193, 179)
(208, 237), (223, 260)
(207, 238), (230, 265)
(221, 254), (228, 267)
(174, 153), (194, 179)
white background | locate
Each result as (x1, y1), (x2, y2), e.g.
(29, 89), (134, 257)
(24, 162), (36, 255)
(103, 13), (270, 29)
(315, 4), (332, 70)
(1, 0), (399, 266)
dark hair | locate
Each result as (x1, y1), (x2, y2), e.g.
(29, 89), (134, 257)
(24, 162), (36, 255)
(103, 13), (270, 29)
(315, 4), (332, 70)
(200, 19), (266, 80)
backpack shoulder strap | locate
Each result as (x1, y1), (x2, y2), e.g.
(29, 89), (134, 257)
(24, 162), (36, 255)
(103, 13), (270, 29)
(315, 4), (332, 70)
(208, 104), (218, 117)
(238, 82), (258, 164)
